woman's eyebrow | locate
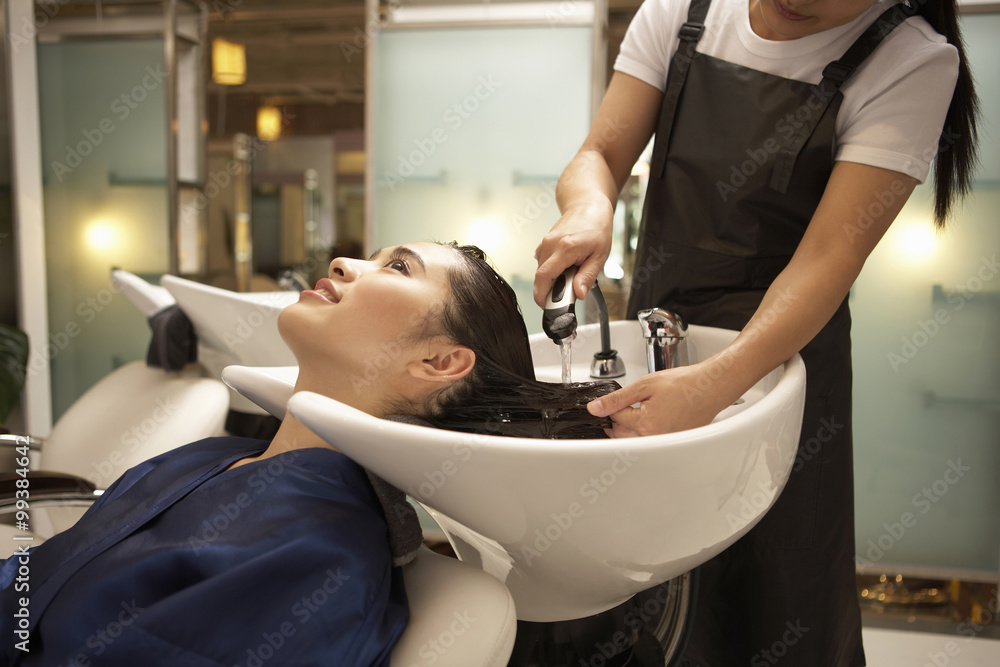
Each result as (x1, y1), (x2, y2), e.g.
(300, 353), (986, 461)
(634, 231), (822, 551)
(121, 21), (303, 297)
(368, 246), (426, 273)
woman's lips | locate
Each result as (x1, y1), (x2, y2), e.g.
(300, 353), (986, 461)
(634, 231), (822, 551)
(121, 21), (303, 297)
(303, 278), (339, 303)
(301, 289), (334, 303)
(772, 0), (809, 21)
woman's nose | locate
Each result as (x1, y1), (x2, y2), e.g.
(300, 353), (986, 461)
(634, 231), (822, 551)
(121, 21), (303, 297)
(329, 256), (362, 281)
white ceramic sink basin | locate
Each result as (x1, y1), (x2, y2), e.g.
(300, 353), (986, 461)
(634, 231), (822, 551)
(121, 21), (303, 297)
(223, 320), (806, 622)
(112, 270), (299, 414)
(158, 276), (299, 413)
(111, 269), (176, 317)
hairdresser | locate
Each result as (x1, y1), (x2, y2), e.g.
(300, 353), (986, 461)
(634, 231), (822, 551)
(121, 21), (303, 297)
(532, 0), (978, 664)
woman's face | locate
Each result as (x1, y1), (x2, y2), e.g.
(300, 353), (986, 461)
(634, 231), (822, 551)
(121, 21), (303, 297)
(279, 242), (462, 381)
(749, 0), (879, 40)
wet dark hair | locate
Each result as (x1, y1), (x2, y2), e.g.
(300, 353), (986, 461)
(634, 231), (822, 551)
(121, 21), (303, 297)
(913, 0), (981, 226)
(425, 243), (619, 439)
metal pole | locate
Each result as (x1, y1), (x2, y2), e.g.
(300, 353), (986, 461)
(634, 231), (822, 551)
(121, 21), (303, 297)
(5, 0), (53, 435)
(164, 0), (179, 274)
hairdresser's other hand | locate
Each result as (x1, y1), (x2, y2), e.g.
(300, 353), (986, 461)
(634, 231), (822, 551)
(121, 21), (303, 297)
(587, 363), (733, 437)
(533, 199), (614, 308)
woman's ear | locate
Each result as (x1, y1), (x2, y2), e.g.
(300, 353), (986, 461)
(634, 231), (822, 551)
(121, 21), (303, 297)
(407, 342), (475, 385)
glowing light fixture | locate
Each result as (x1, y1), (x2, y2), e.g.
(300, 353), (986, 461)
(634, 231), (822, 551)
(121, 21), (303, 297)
(468, 217), (503, 253)
(897, 222), (937, 261)
(257, 105), (282, 141)
(86, 221), (118, 252)
(212, 38), (246, 86)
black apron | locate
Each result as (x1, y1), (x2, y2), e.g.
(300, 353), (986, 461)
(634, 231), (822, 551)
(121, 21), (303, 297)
(625, 1), (913, 665)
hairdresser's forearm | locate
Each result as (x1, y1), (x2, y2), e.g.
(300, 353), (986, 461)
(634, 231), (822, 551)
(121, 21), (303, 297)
(700, 161), (917, 405)
(534, 73), (663, 305)
(698, 251), (859, 407)
(555, 149), (620, 221)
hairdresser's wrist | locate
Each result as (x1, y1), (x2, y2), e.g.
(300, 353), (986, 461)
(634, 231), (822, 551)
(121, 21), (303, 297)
(688, 355), (756, 417)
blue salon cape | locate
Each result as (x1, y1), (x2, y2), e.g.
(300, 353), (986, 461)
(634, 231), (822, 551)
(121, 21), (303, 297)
(0, 437), (408, 666)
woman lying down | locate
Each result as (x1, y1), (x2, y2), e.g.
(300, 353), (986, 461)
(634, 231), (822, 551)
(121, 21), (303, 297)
(0, 242), (616, 666)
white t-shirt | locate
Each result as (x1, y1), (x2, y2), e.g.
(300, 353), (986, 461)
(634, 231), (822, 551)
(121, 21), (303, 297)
(615, 0), (959, 182)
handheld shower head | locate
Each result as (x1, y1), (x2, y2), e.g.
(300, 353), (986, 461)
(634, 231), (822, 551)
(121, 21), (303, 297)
(542, 267), (578, 344)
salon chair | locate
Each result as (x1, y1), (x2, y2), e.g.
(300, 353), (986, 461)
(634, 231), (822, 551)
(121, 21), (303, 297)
(0, 372), (516, 667)
(0, 365), (514, 664)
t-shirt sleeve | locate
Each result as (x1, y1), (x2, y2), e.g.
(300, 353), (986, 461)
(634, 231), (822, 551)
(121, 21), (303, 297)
(614, 0), (683, 91)
(836, 32), (959, 183)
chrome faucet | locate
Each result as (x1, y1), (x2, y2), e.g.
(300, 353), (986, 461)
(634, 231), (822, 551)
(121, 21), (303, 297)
(637, 308), (688, 372)
(588, 282), (625, 379)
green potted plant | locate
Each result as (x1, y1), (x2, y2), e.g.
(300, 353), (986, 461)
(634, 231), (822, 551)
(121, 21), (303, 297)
(0, 323), (29, 435)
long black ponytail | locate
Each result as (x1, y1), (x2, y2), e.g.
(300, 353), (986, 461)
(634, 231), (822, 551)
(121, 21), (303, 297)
(915, 0), (981, 226)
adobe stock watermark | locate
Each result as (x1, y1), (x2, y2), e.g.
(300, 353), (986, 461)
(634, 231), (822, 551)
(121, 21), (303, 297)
(887, 254), (999, 373)
(578, 579), (685, 667)
(180, 113), (297, 218)
(843, 128), (961, 244)
(42, 599), (145, 663)
(513, 114), (629, 234)
(959, 586), (1000, 636)
(855, 458), (971, 567)
(510, 180), (557, 234)
(402, 430), (490, 505)
(750, 620), (810, 666)
(728, 416), (844, 532)
(918, 585), (999, 667)
(209, 0), (244, 20)
(23, 280), (125, 378)
(340, 0), (401, 63)
(86, 395), (182, 487)
(187, 450), (302, 553)
(7, 0), (73, 53)
(684, 286), (800, 403)
(404, 610), (478, 667)
(236, 566), (351, 667)
(221, 292), (295, 353)
(715, 80), (840, 202)
(520, 450), (638, 566)
(381, 75), (503, 191)
(348, 312), (436, 394)
(629, 244), (672, 293)
(50, 65), (168, 182)
(729, 412), (846, 530)
(545, 0), (588, 26)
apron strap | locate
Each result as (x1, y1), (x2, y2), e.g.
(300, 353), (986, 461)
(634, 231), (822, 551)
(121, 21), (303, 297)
(770, 2), (916, 193)
(651, 0), (712, 178)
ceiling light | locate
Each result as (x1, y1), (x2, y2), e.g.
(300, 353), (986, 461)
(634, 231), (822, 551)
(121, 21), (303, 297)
(212, 38), (246, 86)
(257, 106), (282, 141)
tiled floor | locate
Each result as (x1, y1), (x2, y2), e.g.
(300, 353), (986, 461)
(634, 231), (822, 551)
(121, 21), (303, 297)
(863, 627), (1000, 666)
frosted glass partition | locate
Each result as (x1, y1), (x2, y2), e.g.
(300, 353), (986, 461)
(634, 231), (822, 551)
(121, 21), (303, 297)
(38, 41), (169, 420)
(373, 25), (593, 334)
(852, 13), (1000, 578)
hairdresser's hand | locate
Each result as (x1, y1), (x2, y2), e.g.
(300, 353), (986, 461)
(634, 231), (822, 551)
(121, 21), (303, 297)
(587, 363), (735, 437)
(533, 200), (614, 308)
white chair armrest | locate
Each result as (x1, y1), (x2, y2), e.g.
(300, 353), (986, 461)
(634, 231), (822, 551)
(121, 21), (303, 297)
(391, 547), (516, 667)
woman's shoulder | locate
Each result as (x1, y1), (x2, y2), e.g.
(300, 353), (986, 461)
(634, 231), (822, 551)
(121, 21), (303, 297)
(864, 6), (954, 57)
(91, 436), (269, 508)
(127, 435), (270, 470)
